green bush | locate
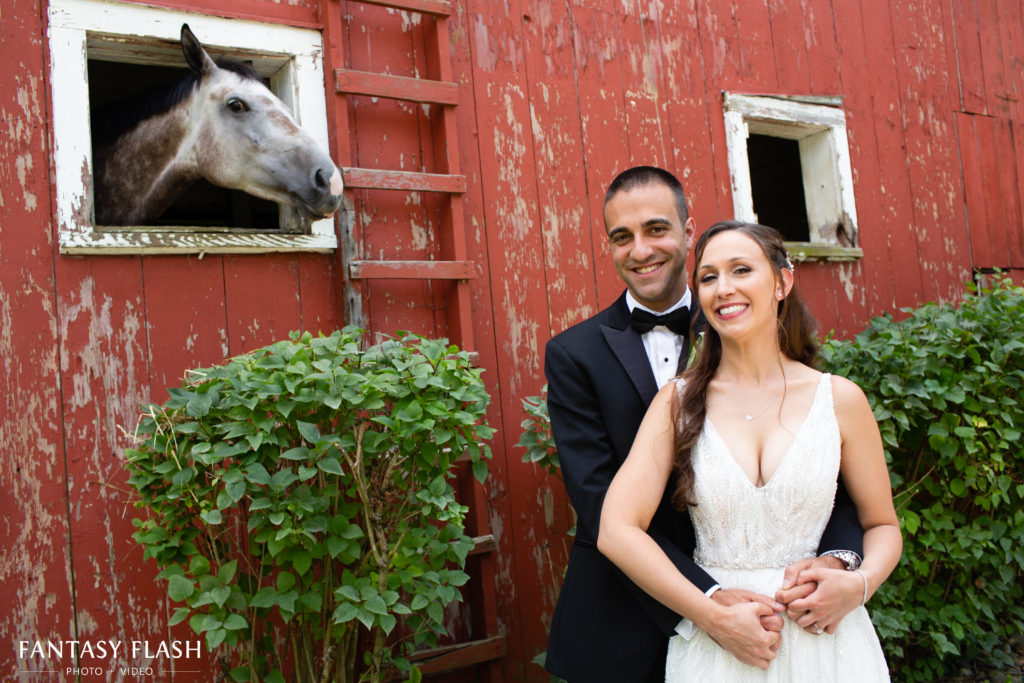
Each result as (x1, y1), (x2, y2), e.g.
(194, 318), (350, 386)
(126, 328), (494, 683)
(820, 277), (1024, 681)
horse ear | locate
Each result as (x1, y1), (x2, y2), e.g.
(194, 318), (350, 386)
(180, 24), (217, 76)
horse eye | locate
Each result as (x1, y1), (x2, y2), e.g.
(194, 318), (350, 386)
(227, 98), (249, 113)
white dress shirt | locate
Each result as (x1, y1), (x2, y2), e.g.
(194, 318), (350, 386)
(624, 290), (690, 388)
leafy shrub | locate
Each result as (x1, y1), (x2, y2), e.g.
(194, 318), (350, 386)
(518, 388), (560, 478)
(820, 277), (1024, 682)
(126, 329), (495, 683)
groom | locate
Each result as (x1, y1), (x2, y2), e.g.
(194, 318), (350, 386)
(543, 166), (864, 682)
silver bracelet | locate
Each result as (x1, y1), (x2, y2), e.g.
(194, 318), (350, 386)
(854, 568), (869, 605)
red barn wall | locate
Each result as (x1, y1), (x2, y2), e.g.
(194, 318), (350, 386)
(3, 0), (1024, 681)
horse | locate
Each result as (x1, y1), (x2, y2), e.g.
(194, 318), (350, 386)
(91, 24), (343, 230)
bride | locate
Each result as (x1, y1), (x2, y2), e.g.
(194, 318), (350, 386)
(598, 221), (902, 681)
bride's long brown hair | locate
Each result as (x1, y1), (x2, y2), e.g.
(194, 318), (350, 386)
(672, 221), (819, 508)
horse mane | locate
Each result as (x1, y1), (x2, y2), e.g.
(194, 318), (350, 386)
(91, 58), (266, 145)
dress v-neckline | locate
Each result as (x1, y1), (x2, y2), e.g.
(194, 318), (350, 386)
(704, 373), (830, 490)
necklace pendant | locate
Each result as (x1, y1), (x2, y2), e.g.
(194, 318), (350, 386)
(745, 414), (753, 421)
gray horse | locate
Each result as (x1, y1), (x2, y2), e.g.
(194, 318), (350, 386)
(92, 24), (342, 229)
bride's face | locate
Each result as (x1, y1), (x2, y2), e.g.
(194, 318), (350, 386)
(695, 230), (792, 342)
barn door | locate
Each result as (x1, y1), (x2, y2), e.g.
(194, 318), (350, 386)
(322, 0), (504, 679)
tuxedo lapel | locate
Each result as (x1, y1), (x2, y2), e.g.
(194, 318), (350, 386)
(600, 295), (659, 405)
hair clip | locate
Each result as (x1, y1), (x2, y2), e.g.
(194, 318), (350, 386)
(784, 255), (795, 270)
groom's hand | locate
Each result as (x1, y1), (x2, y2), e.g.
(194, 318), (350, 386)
(711, 588), (785, 634)
(776, 557), (862, 635)
(701, 601), (782, 670)
(785, 567), (864, 635)
(774, 556), (843, 607)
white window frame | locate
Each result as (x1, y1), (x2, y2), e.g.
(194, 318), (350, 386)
(48, 0), (337, 254)
(723, 93), (861, 262)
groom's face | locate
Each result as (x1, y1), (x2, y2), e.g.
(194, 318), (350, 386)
(604, 182), (695, 312)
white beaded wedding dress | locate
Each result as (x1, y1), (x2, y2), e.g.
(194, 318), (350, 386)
(665, 374), (890, 682)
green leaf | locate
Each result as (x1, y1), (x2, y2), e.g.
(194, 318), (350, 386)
(281, 446), (311, 461)
(218, 560), (238, 585)
(297, 421), (321, 444)
(169, 607), (191, 626)
(222, 614), (247, 631)
(472, 458), (488, 484)
(317, 457), (343, 476)
(245, 464), (271, 486)
(365, 594), (388, 615)
(167, 575), (195, 602)
(250, 588), (277, 609)
(229, 666), (251, 682)
(201, 509), (223, 525)
(206, 628), (227, 650)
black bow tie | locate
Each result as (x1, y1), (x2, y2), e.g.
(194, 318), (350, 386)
(629, 307), (691, 336)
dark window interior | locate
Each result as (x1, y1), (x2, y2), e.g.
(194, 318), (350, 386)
(88, 59), (280, 229)
(746, 133), (809, 242)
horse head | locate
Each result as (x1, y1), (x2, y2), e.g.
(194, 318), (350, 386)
(93, 24), (343, 228)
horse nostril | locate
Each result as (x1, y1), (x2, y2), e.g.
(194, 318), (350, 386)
(313, 167), (331, 191)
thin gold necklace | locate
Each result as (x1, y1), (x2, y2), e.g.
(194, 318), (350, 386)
(743, 389), (782, 421)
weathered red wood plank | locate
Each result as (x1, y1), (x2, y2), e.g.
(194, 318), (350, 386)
(335, 68), (459, 105)
(223, 255), (303, 354)
(952, 0), (988, 114)
(830, 0), (895, 330)
(996, 0), (1024, 124)
(460, 0), (551, 676)
(141, 256), (231, 400)
(349, 260), (475, 279)
(296, 254), (341, 334)
(993, 118), (1023, 268)
(695, 0), (746, 215)
(349, 0), (452, 17)
(342, 168), (466, 193)
(1011, 121), (1024, 268)
(851, 0), (927, 312)
(565, 3), (635, 308)
(445, 4), (522, 676)
(732, 0), (779, 90)
(56, 257), (192, 678)
(0, 4), (77, 677)
(504, 0), (603, 669)
(128, 0), (320, 27)
(617, 5), (671, 170)
(889, 0), (972, 302)
(800, 0), (842, 94)
(656, 0), (727, 230)
(767, 0), (812, 93)
(975, 0), (1009, 119)
(955, 113), (992, 270)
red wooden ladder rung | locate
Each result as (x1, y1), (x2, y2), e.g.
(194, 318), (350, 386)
(335, 69), (458, 105)
(342, 168), (466, 193)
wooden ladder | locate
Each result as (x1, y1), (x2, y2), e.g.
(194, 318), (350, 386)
(323, 1), (504, 679)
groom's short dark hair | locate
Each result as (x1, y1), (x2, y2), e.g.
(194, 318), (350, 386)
(604, 166), (690, 225)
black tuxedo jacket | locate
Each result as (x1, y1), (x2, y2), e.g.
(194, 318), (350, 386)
(543, 292), (863, 683)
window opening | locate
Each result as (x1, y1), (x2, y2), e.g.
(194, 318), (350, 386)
(746, 134), (809, 243)
(723, 93), (862, 262)
(48, 0), (338, 254)
(87, 59), (281, 230)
